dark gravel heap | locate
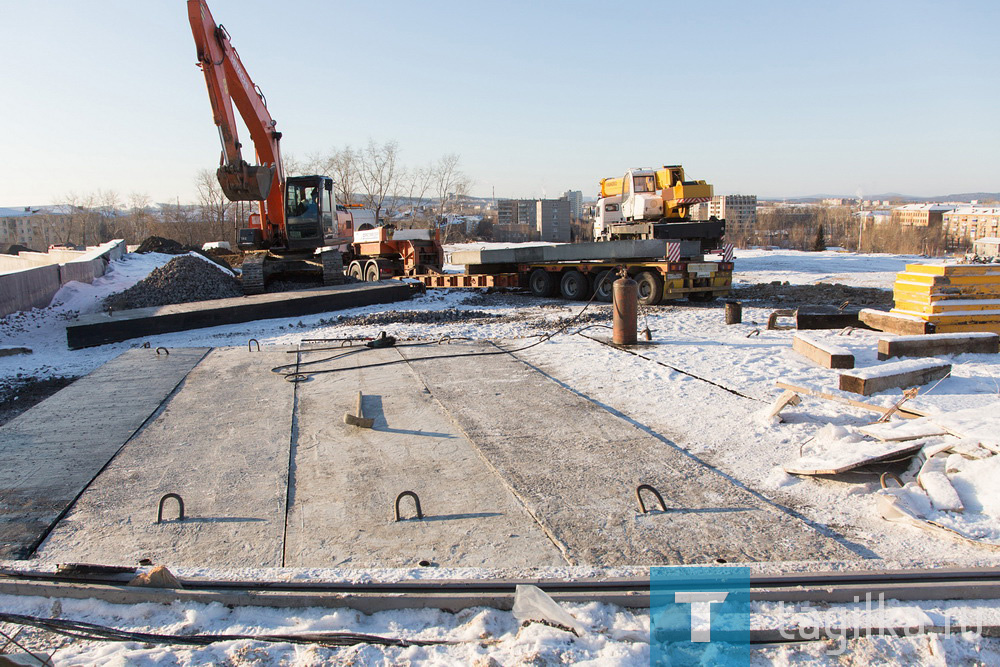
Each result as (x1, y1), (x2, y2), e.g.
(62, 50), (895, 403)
(135, 236), (186, 254)
(3, 244), (39, 255)
(104, 255), (242, 310)
(318, 308), (503, 327)
(732, 282), (893, 308)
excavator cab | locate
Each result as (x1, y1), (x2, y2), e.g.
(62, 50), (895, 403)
(284, 176), (334, 250)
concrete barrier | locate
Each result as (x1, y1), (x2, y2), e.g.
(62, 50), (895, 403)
(0, 240), (125, 317)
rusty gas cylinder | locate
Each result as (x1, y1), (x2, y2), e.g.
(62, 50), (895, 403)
(612, 276), (638, 345)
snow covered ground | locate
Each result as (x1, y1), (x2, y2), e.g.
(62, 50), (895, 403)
(2, 247), (1000, 664)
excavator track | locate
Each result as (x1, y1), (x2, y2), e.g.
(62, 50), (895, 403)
(241, 251), (267, 295)
(321, 250), (345, 286)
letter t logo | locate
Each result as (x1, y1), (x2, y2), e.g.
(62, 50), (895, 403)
(674, 591), (729, 642)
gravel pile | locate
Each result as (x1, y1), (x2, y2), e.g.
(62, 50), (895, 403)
(318, 308), (503, 327)
(732, 282), (893, 309)
(135, 236), (187, 254)
(104, 255), (243, 311)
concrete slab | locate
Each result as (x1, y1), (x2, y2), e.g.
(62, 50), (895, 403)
(35, 348), (293, 567)
(400, 343), (857, 566)
(449, 239), (698, 266)
(284, 345), (565, 568)
(66, 281), (412, 349)
(0, 347), (208, 559)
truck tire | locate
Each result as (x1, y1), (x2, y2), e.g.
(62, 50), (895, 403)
(364, 262), (381, 282)
(528, 268), (557, 297)
(592, 270), (614, 302)
(560, 270), (591, 301)
(635, 270), (664, 306)
(348, 261), (364, 281)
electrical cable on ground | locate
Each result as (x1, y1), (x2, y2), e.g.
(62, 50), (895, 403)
(275, 273), (617, 380)
(0, 612), (461, 650)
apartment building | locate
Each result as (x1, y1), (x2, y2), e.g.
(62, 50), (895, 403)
(560, 190), (583, 220)
(704, 195), (757, 233)
(943, 207), (1000, 248)
(890, 203), (954, 227)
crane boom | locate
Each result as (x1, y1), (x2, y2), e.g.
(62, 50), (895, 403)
(187, 0), (284, 236)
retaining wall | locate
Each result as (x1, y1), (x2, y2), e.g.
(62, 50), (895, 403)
(0, 240), (125, 317)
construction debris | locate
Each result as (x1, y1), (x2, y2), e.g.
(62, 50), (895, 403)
(103, 255), (242, 310)
(774, 380), (928, 418)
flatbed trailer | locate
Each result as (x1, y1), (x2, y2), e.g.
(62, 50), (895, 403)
(400, 253), (733, 305)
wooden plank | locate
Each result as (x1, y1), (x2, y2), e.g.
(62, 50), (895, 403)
(839, 360), (951, 396)
(859, 308), (936, 335)
(766, 389), (801, 420)
(859, 417), (948, 442)
(792, 333), (855, 369)
(784, 439), (926, 476)
(878, 332), (999, 360)
(904, 264), (1000, 277)
(774, 380), (928, 418)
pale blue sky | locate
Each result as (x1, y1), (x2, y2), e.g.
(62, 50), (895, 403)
(2, 1), (997, 205)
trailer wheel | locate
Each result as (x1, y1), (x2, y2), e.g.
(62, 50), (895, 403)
(592, 270), (614, 302)
(560, 270), (591, 301)
(635, 271), (664, 306)
(348, 261), (364, 281)
(364, 262), (381, 282)
(528, 268), (557, 297)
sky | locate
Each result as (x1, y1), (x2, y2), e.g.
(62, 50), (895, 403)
(1, 0), (998, 205)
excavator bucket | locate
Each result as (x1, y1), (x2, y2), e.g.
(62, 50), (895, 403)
(217, 162), (275, 201)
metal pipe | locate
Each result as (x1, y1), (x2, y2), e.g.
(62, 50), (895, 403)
(612, 277), (638, 345)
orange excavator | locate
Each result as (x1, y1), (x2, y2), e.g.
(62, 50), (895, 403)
(187, 0), (344, 293)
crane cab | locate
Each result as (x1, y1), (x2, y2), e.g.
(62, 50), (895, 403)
(620, 169), (664, 222)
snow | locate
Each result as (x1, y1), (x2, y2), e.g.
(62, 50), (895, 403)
(3, 247), (1000, 663)
(843, 357), (950, 380)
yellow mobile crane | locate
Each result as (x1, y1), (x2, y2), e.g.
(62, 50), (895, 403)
(595, 165), (720, 242)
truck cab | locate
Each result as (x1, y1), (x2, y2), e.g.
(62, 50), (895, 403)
(594, 195), (622, 239)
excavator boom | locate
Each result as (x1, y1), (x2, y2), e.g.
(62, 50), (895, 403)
(187, 0), (283, 224)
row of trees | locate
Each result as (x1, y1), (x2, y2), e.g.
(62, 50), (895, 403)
(40, 141), (473, 249)
(285, 140), (472, 241)
(729, 207), (949, 256)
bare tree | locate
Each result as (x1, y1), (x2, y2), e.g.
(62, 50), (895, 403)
(195, 169), (234, 243)
(124, 192), (153, 243)
(433, 154), (471, 244)
(356, 139), (401, 223)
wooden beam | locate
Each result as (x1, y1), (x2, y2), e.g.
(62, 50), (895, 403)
(839, 360), (951, 396)
(792, 333), (855, 369)
(859, 309), (936, 335)
(878, 332), (999, 360)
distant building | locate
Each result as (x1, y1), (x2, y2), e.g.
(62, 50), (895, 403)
(890, 203), (954, 227)
(537, 199), (571, 242)
(0, 206), (71, 249)
(694, 195), (757, 233)
(560, 190), (583, 220)
(944, 207), (1000, 248)
(973, 237), (1000, 260)
(822, 198), (855, 207)
(497, 199), (537, 228)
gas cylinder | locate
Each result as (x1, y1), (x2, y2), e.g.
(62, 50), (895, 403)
(612, 276), (638, 345)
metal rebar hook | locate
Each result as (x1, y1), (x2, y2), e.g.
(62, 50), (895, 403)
(248, 338), (260, 352)
(156, 493), (185, 523)
(394, 491), (423, 521)
(636, 484), (668, 514)
(156, 347), (169, 356)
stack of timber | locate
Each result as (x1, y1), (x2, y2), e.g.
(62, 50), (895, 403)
(890, 263), (1000, 334)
